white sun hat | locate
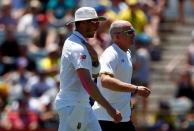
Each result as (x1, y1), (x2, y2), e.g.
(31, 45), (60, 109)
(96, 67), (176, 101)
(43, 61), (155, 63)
(66, 7), (106, 25)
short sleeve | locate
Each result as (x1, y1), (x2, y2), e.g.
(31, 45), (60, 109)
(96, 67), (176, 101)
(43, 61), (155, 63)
(99, 50), (118, 76)
(70, 43), (91, 71)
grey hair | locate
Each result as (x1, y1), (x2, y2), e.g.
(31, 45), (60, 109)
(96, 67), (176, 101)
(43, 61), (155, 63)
(109, 20), (131, 39)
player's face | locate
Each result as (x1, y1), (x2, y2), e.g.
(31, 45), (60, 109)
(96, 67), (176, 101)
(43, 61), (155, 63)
(118, 26), (136, 50)
(84, 19), (99, 38)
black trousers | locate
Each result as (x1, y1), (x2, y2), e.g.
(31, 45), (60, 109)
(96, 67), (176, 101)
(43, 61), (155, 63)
(99, 120), (136, 131)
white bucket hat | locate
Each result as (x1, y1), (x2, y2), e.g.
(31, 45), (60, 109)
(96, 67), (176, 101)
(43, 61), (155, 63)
(66, 7), (106, 25)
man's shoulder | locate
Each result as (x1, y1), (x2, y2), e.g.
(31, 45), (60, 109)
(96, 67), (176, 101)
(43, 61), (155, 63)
(104, 44), (116, 52)
(64, 37), (85, 51)
(101, 45), (118, 59)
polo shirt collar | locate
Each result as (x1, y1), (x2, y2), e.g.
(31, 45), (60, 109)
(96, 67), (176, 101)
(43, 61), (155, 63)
(73, 31), (88, 44)
(113, 43), (127, 55)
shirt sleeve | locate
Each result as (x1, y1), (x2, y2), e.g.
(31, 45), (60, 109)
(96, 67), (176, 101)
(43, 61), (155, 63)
(70, 43), (91, 71)
(99, 50), (118, 76)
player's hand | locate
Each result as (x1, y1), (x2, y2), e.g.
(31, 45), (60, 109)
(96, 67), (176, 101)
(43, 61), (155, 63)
(107, 107), (122, 123)
(113, 110), (122, 123)
(136, 86), (151, 97)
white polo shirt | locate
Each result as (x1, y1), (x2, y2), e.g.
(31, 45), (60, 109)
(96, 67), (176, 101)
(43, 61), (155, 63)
(55, 31), (92, 110)
(93, 43), (133, 122)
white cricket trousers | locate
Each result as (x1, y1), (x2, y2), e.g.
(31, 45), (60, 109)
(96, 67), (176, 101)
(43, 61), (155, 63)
(56, 106), (102, 131)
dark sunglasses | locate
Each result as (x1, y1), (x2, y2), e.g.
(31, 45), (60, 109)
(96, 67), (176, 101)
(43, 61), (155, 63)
(122, 28), (135, 36)
(115, 28), (135, 36)
(85, 19), (99, 24)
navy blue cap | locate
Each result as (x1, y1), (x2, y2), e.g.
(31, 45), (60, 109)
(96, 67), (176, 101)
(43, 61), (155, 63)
(95, 5), (106, 14)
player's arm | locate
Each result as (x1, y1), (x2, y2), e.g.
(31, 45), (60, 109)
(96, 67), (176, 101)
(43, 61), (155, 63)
(77, 68), (122, 123)
(100, 73), (151, 97)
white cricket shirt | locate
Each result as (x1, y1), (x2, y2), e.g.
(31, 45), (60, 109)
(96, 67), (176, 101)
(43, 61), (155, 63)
(55, 31), (92, 110)
(93, 43), (133, 122)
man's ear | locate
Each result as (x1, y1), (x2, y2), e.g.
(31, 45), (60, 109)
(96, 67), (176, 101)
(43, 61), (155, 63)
(113, 34), (119, 42)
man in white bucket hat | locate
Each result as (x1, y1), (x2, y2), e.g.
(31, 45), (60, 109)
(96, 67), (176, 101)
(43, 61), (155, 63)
(66, 6), (106, 25)
(54, 7), (122, 131)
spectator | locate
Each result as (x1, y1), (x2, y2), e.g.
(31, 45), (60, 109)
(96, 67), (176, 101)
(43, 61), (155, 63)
(105, 0), (128, 21)
(11, 0), (27, 19)
(174, 70), (194, 106)
(0, 26), (20, 58)
(140, 0), (166, 45)
(0, 0), (17, 31)
(167, 66), (194, 114)
(0, 26), (20, 74)
(177, 0), (194, 24)
(39, 100), (58, 129)
(150, 101), (175, 131)
(26, 70), (56, 98)
(46, 0), (77, 27)
(1, 98), (39, 130)
(187, 30), (194, 66)
(2, 49), (35, 102)
(119, 0), (148, 33)
(0, 80), (9, 111)
(17, 0), (41, 38)
(34, 14), (49, 49)
(38, 44), (60, 76)
(133, 33), (152, 120)
(181, 109), (194, 130)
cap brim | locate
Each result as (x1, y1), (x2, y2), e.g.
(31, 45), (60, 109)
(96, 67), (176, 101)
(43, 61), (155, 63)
(65, 16), (106, 26)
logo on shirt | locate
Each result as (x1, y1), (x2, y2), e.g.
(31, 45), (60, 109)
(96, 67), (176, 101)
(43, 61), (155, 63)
(80, 54), (86, 60)
(121, 59), (125, 63)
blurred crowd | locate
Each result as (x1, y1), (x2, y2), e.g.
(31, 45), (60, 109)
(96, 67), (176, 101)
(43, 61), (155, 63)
(163, 29), (194, 131)
(0, 0), (193, 130)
